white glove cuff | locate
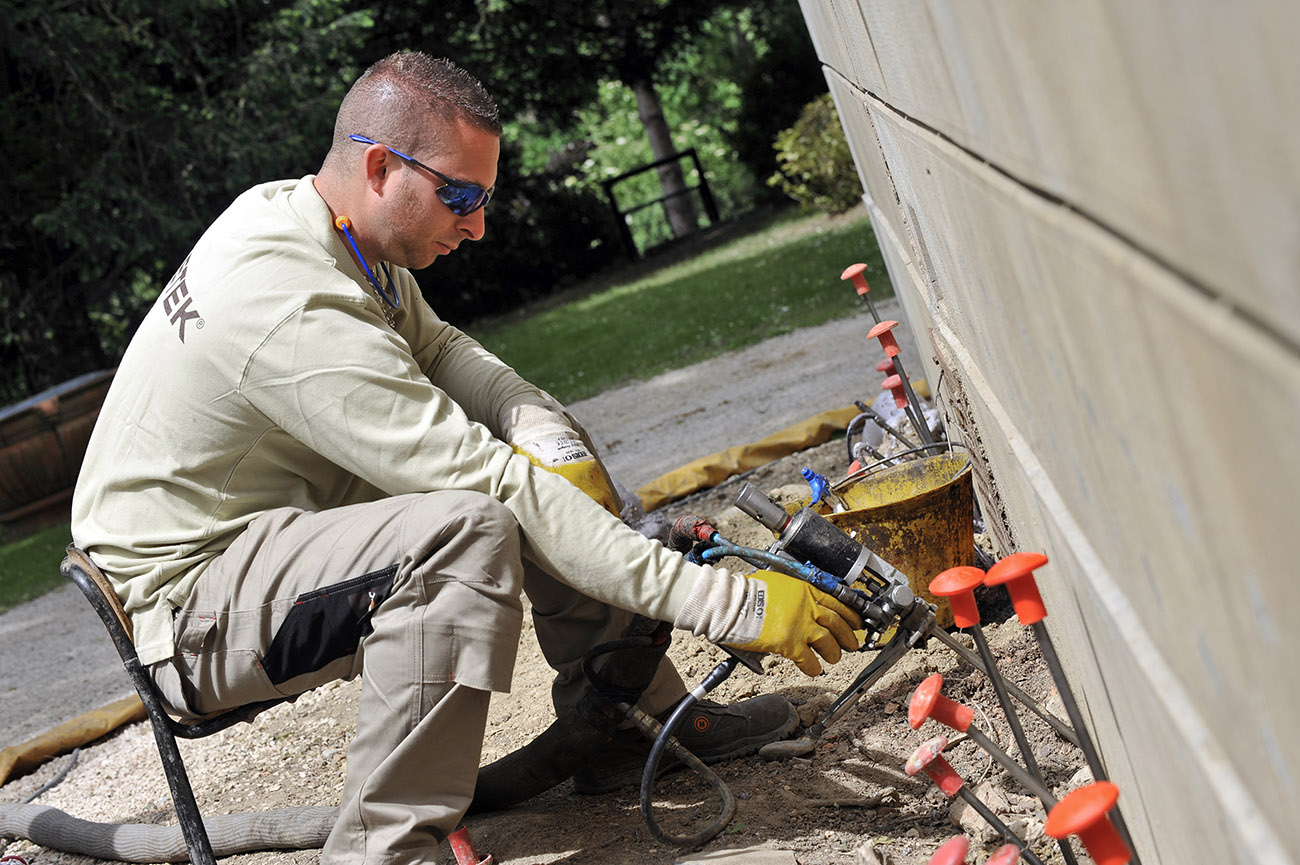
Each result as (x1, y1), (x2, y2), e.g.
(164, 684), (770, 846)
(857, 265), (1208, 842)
(503, 402), (576, 446)
(673, 568), (763, 645)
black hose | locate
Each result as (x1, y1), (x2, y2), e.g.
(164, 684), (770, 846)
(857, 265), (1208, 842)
(636, 657), (739, 848)
(468, 616), (672, 813)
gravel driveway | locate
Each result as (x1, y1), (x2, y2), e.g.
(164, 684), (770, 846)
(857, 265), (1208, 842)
(0, 300), (922, 751)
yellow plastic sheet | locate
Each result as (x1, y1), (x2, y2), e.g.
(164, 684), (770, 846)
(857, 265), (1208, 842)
(636, 405), (861, 512)
(0, 695), (145, 785)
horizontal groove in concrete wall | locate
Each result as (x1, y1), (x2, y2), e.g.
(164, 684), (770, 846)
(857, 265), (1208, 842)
(825, 69), (1300, 361)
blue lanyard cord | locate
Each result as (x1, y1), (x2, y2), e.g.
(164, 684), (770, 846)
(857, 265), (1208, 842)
(334, 216), (401, 309)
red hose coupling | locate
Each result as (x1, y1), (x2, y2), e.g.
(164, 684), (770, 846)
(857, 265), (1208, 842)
(909, 673), (974, 733)
(905, 735), (965, 797)
(929, 566), (985, 628)
(841, 262), (871, 296)
(883, 374), (909, 408)
(927, 836), (969, 865)
(1045, 782), (1131, 865)
(984, 552), (1049, 625)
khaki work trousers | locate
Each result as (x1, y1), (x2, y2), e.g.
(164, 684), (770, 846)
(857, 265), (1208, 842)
(149, 490), (684, 865)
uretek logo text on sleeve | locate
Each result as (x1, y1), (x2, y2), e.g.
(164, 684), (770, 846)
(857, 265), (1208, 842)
(161, 255), (204, 343)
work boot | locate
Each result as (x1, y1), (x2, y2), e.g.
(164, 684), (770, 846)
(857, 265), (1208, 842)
(571, 693), (798, 794)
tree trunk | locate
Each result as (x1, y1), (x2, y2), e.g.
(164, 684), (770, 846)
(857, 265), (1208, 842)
(630, 78), (698, 239)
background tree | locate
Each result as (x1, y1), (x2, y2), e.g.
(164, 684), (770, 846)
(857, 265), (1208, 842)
(0, 0), (830, 403)
(379, 0), (750, 240)
(0, 0), (371, 404)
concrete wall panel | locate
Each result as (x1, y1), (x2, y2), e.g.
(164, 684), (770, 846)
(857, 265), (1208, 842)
(796, 0), (882, 95)
(824, 36), (1299, 855)
(825, 74), (888, 214)
(828, 2), (1300, 346)
(930, 308), (1293, 863)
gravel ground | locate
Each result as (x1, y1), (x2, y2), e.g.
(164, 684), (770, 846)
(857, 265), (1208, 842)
(570, 299), (925, 494)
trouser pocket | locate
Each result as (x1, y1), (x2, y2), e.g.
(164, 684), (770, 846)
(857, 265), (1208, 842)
(262, 564), (398, 686)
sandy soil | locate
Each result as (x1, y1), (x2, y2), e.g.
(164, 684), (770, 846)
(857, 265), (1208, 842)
(1, 310), (1089, 865)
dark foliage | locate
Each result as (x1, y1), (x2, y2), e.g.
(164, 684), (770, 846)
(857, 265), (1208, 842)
(727, 3), (828, 205)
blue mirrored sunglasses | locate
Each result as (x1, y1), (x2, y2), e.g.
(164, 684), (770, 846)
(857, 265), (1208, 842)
(349, 134), (495, 216)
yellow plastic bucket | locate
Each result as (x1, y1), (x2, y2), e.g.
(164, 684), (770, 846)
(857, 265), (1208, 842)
(817, 447), (975, 628)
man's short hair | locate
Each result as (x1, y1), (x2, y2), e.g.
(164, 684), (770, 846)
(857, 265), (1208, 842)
(327, 52), (501, 166)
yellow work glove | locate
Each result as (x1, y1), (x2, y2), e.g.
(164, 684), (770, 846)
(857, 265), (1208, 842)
(513, 436), (620, 516)
(504, 401), (621, 516)
(724, 570), (862, 676)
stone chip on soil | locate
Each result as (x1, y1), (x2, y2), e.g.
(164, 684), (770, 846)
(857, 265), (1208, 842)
(758, 737), (816, 761)
(675, 845), (798, 864)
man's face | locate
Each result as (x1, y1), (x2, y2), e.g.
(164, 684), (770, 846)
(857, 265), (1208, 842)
(380, 118), (500, 271)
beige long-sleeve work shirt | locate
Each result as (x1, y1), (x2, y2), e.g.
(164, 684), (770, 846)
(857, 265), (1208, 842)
(72, 177), (737, 665)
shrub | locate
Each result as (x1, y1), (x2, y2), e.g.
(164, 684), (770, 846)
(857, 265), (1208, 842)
(767, 93), (861, 214)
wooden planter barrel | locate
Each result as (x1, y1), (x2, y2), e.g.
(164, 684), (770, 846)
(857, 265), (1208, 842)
(0, 369), (116, 530)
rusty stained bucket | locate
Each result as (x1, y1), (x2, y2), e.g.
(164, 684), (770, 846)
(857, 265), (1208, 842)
(819, 448), (975, 629)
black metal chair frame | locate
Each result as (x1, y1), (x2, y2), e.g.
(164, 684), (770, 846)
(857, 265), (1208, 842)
(61, 545), (294, 865)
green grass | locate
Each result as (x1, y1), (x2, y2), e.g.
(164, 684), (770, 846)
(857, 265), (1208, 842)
(0, 522), (72, 613)
(475, 206), (890, 403)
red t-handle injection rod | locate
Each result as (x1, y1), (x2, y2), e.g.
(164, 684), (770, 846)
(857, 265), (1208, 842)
(905, 737), (1045, 865)
(985, 553), (1140, 864)
(1046, 782), (1132, 865)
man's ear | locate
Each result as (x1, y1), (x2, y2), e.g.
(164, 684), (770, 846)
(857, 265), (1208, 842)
(362, 145), (393, 194)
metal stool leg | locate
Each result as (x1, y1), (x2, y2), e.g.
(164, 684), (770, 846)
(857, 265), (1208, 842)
(139, 687), (218, 865)
(62, 550), (216, 865)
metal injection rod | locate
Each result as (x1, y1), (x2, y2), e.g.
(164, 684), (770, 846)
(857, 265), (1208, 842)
(928, 568), (1057, 805)
(908, 674), (1054, 804)
(925, 625), (1079, 747)
(843, 263), (935, 447)
(985, 553), (1141, 865)
(870, 319), (934, 446)
(854, 399), (918, 450)
(909, 673), (1080, 865)
(907, 736), (1046, 865)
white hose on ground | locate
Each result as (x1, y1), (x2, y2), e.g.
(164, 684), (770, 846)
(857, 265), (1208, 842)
(0, 804), (336, 862)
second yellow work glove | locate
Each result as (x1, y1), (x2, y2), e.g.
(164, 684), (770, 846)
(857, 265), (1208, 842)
(505, 401), (621, 516)
(513, 435), (620, 516)
(668, 565), (864, 677)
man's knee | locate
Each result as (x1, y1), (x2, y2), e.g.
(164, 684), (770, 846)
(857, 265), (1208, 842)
(371, 491), (526, 695)
(403, 491), (522, 574)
